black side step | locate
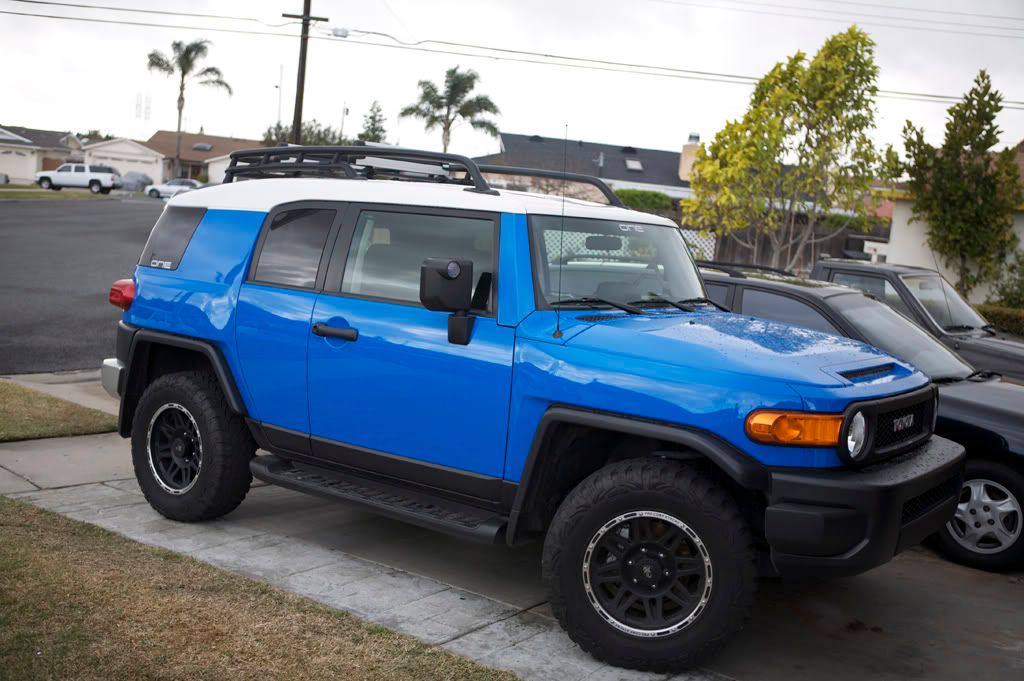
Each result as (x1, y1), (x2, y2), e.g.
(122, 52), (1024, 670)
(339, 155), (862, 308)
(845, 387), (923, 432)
(250, 455), (508, 544)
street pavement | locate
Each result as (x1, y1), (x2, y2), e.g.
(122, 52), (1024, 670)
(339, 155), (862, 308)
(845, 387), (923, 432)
(2, 374), (1022, 681)
(0, 199), (162, 374)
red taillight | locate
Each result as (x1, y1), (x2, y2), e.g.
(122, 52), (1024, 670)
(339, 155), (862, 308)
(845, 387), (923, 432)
(109, 279), (135, 310)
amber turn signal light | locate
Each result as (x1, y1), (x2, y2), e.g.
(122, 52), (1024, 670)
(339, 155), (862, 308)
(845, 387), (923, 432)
(745, 410), (843, 447)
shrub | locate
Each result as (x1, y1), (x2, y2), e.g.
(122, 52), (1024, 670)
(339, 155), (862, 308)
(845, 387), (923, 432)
(976, 304), (1024, 337)
(990, 250), (1024, 308)
(614, 189), (674, 214)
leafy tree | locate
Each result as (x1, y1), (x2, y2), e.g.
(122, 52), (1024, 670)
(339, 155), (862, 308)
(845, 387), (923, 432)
(682, 27), (889, 270)
(358, 101), (388, 143)
(147, 40), (232, 177)
(903, 70), (1023, 296)
(262, 120), (350, 146)
(991, 251), (1024, 308)
(78, 130), (115, 143)
(400, 66), (499, 152)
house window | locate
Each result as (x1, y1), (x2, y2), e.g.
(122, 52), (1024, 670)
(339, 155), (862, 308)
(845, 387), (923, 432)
(624, 158), (643, 171)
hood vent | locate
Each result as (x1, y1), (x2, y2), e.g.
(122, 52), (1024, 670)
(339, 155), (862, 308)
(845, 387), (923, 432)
(840, 363), (894, 381)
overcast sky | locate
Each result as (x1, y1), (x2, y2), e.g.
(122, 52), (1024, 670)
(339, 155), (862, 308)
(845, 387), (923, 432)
(2, 0), (1022, 159)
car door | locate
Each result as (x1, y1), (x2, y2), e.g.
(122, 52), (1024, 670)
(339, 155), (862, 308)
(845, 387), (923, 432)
(70, 164), (87, 187)
(54, 164), (72, 186)
(234, 203), (343, 453)
(306, 204), (515, 500)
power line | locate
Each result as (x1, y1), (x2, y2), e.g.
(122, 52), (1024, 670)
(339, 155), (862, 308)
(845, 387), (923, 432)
(647, 0), (1024, 40)
(3, 7), (1024, 111)
(8, 0), (297, 26)
(808, 0), (1024, 23)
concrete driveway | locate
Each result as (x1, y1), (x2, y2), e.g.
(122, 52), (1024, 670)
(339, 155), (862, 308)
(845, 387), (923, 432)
(2, 374), (1022, 681)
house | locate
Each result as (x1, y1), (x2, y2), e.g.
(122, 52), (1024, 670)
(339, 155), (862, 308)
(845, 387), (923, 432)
(83, 138), (166, 183)
(0, 125), (81, 183)
(143, 130), (261, 180)
(474, 132), (695, 201)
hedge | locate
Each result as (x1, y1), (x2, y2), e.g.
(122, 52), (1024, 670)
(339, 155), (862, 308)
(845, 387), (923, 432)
(976, 304), (1024, 337)
(614, 189), (674, 213)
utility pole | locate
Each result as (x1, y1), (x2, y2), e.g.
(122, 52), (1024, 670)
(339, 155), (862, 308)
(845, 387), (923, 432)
(283, 1), (328, 144)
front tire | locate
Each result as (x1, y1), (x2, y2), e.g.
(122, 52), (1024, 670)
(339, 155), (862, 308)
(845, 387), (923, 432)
(38, 177), (52, 189)
(543, 459), (756, 673)
(933, 459), (1024, 571)
(131, 371), (255, 522)
(148, 189), (160, 198)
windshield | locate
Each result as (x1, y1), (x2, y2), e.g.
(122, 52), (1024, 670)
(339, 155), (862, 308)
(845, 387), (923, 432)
(529, 216), (705, 307)
(831, 292), (972, 381)
(901, 274), (987, 331)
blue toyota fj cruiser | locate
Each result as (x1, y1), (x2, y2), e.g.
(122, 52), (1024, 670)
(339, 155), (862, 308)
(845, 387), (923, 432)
(103, 146), (965, 672)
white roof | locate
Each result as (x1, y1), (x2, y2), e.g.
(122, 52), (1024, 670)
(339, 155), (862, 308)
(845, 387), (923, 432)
(168, 177), (677, 225)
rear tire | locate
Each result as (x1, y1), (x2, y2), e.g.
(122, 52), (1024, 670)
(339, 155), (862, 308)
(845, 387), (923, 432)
(933, 459), (1024, 571)
(131, 371), (255, 522)
(543, 459), (757, 673)
(88, 180), (102, 194)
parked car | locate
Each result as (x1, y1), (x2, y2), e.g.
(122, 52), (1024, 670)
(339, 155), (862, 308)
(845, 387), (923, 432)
(35, 163), (122, 194)
(809, 259), (1024, 382)
(702, 264), (1023, 571)
(144, 177), (203, 199)
(121, 172), (154, 193)
(100, 147), (964, 672)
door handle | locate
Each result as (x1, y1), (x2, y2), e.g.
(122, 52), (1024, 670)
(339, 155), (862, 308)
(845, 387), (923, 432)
(312, 323), (358, 341)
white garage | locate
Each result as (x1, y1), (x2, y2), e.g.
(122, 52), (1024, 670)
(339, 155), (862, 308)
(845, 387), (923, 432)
(83, 138), (166, 183)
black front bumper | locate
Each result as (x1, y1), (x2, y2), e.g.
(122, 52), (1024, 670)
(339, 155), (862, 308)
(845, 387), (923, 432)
(764, 435), (965, 578)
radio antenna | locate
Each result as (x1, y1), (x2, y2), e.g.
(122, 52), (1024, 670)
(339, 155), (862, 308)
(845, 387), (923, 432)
(553, 124), (568, 339)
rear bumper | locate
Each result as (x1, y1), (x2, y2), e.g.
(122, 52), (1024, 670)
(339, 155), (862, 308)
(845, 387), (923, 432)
(765, 435), (965, 578)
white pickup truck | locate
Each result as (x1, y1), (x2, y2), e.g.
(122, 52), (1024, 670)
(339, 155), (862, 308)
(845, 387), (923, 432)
(35, 163), (122, 194)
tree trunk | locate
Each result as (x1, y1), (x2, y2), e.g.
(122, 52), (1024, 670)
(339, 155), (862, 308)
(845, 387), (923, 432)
(175, 78), (185, 179)
(441, 124), (451, 153)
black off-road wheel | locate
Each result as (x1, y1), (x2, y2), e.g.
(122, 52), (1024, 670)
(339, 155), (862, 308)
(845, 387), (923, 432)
(131, 371), (255, 522)
(933, 459), (1024, 572)
(542, 459), (757, 673)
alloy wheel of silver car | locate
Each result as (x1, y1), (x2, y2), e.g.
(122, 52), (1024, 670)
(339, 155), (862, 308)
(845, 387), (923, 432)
(946, 478), (1022, 554)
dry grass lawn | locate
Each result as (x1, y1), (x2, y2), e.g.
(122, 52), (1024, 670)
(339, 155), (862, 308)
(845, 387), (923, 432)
(0, 381), (117, 442)
(0, 495), (518, 681)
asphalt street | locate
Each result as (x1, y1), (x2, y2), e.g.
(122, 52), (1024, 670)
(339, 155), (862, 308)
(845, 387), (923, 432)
(0, 199), (162, 373)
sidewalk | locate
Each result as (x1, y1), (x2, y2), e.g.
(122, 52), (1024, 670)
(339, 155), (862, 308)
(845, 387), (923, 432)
(2, 372), (1022, 681)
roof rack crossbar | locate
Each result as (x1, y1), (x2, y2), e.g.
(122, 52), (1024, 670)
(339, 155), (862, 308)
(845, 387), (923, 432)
(224, 145), (497, 193)
(695, 260), (793, 277)
(476, 164), (624, 207)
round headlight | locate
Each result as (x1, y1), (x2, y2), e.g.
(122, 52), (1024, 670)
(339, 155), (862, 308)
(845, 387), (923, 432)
(846, 411), (867, 460)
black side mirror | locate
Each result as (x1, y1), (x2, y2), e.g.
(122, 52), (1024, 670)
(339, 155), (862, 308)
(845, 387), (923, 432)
(420, 258), (475, 345)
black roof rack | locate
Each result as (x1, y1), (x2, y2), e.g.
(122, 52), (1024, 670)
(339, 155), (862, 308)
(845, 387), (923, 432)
(695, 260), (793, 277)
(223, 145), (499, 195)
(476, 164), (624, 207)
(222, 146), (624, 206)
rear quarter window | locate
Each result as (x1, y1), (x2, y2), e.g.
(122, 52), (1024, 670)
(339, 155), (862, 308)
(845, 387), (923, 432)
(138, 206), (207, 270)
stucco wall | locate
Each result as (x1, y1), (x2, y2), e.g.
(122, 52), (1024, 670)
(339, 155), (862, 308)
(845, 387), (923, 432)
(888, 198), (1024, 303)
(84, 140), (165, 182)
(205, 156), (231, 184)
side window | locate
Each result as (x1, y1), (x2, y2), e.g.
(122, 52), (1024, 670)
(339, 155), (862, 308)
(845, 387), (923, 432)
(57, 164), (71, 173)
(340, 210), (495, 310)
(740, 289), (839, 334)
(73, 165), (85, 172)
(252, 208), (336, 289)
(705, 282), (731, 308)
(139, 206), (207, 270)
(832, 272), (914, 319)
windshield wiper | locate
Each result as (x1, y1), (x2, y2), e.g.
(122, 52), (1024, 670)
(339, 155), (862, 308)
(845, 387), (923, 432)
(942, 324), (977, 332)
(677, 296), (731, 312)
(966, 369), (1001, 381)
(627, 293), (691, 313)
(550, 296), (643, 315)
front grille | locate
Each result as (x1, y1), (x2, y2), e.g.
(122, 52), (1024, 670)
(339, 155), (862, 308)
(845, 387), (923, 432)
(901, 475), (961, 525)
(874, 401), (929, 451)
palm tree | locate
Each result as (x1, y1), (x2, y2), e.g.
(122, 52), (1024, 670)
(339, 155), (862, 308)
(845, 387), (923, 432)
(400, 66), (499, 152)
(147, 40), (232, 177)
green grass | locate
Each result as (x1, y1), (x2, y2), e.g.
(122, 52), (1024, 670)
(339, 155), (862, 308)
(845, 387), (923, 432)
(0, 381), (117, 442)
(0, 495), (518, 681)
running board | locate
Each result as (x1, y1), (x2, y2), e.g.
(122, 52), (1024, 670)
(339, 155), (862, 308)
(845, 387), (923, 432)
(250, 455), (508, 543)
